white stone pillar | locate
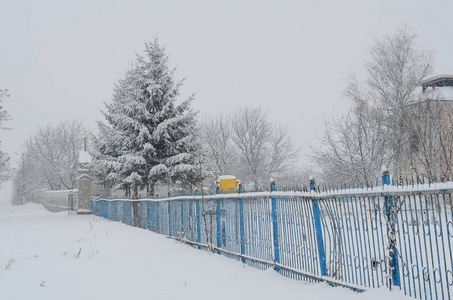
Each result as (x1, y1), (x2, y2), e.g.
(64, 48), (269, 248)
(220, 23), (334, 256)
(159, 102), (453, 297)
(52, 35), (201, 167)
(77, 149), (93, 215)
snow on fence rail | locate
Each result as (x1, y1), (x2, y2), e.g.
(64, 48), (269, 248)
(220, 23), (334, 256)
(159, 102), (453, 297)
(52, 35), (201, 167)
(91, 178), (453, 300)
(30, 189), (78, 213)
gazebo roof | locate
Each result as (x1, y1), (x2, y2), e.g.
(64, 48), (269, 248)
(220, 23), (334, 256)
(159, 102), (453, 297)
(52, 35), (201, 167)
(419, 75), (453, 92)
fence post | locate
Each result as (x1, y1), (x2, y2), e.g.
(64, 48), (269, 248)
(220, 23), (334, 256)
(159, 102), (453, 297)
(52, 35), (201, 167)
(168, 200), (172, 237)
(104, 201), (110, 219)
(382, 169), (400, 289)
(270, 180), (280, 270)
(216, 183), (220, 195)
(311, 177), (327, 276)
(238, 191), (246, 263)
(148, 201), (154, 231)
(195, 191), (201, 249)
(216, 198), (221, 252)
(89, 198), (95, 215)
(133, 201), (141, 228)
(155, 202), (160, 233)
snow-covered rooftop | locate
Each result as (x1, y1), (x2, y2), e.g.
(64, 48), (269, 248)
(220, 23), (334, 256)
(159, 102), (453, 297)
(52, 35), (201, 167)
(419, 74), (453, 91)
(218, 175), (236, 180)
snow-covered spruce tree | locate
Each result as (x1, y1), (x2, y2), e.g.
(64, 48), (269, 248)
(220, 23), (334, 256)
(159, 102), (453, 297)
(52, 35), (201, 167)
(91, 39), (200, 197)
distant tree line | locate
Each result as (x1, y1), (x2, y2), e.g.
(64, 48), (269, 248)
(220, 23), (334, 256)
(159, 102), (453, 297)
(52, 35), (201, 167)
(12, 120), (86, 205)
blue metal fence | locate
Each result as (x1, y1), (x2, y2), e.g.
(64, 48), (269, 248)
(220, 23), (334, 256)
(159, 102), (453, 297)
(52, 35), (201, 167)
(91, 180), (453, 299)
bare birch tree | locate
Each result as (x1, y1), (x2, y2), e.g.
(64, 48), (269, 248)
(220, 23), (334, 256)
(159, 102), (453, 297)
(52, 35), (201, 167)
(199, 115), (237, 176)
(15, 120), (87, 193)
(312, 104), (389, 184)
(231, 107), (271, 188)
(231, 106), (298, 189)
(200, 107), (299, 189)
(366, 27), (433, 173)
(312, 27), (434, 184)
(268, 123), (299, 178)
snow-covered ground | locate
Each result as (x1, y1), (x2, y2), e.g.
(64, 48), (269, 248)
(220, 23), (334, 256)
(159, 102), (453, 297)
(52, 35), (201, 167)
(0, 182), (411, 300)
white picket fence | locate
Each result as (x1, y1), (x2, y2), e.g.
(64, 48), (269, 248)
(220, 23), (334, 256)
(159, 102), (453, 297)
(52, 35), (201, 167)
(30, 188), (78, 213)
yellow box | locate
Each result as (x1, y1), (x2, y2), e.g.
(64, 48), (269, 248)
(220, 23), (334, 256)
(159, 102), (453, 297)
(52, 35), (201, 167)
(218, 175), (237, 193)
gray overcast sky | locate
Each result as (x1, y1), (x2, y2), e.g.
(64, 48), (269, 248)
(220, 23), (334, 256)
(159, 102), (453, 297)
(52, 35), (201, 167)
(1, 0), (452, 167)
